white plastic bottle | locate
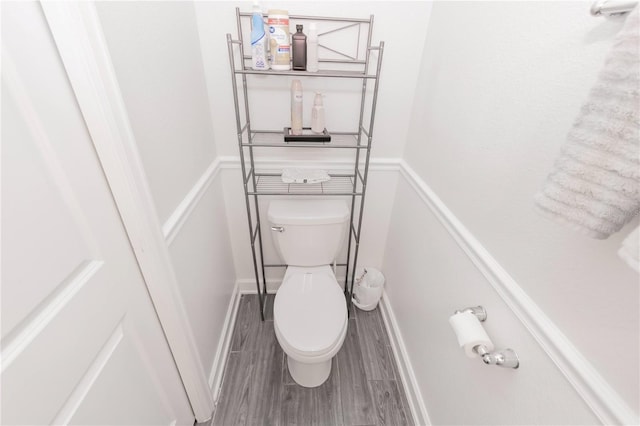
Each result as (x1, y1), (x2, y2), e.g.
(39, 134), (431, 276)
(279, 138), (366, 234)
(311, 92), (325, 134)
(291, 80), (303, 135)
(250, 2), (268, 70)
(268, 9), (291, 71)
(307, 22), (319, 72)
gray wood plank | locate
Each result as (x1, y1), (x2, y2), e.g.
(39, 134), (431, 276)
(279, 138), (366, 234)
(280, 359), (343, 426)
(337, 319), (376, 426)
(368, 380), (414, 426)
(231, 295), (260, 352)
(246, 321), (283, 426)
(355, 307), (396, 380)
(385, 345), (414, 425)
(212, 351), (253, 426)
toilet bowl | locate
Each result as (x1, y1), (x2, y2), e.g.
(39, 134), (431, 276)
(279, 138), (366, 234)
(274, 266), (348, 387)
(268, 199), (350, 387)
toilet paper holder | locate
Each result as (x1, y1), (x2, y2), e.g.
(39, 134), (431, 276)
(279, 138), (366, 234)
(453, 306), (520, 369)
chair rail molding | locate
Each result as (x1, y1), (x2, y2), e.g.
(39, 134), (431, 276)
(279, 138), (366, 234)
(41, 2), (215, 421)
(163, 158), (223, 245)
(397, 159), (638, 426)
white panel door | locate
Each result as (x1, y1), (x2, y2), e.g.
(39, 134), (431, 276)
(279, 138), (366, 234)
(1, 3), (194, 425)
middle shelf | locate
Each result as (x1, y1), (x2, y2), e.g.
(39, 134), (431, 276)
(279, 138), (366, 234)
(242, 130), (367, 149)
(249, 172), (361, 196)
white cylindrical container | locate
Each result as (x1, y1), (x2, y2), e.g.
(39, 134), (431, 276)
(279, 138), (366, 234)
(268, 9), (291, 71)
(291, 80), (303, 135)
(250, 2), (269, 70)
(311, 92), (325, 134)
(307, 22), (319, 72)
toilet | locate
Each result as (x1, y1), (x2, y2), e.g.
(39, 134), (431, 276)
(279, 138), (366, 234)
(268, 199), (349, 388)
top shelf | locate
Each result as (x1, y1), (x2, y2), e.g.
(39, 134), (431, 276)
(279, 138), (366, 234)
(230, 8), (382, 78)
(233, 68), (378, 79)
(237, 11), (372, 24)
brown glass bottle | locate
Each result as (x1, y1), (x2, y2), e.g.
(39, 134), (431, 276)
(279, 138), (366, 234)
(291, 24), (307, 71)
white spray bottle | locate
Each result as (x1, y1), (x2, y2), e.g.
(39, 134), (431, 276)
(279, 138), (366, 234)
(311, 92), (325, 134)
(250, 1), (268, 70)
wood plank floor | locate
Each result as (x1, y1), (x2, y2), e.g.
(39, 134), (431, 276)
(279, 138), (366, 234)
(210, 294), (413, 426)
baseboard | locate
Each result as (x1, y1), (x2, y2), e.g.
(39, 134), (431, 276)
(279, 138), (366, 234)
(397, 159), (638, 425)
(208, 284), (241, 402)
(379, 291), (431, 426)
(236, 278), (282, 294)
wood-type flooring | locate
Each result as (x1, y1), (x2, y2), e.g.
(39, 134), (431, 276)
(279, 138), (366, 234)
(210, 294), (413, 426)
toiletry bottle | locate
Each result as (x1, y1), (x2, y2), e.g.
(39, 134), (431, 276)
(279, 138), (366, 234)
(307, 22), (318, 72)
(311, 92), (325, 134)
(291, 24), (307, 71)
(250, 2), (268, 70)
(291, 80), (303, 135)
(268, 9), (290, 70)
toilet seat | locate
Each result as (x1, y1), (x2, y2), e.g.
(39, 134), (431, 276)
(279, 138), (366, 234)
(274, 268), (348, 360)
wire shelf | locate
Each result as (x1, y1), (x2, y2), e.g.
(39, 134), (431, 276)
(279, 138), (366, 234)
(228, 7), (384, 319)
(235, 69), (378, 79)
(243, 131), (364, 149)
(251, 174), (359, 195)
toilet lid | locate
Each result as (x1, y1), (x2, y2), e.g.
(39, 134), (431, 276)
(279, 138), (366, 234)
(274, 272), (347, 355)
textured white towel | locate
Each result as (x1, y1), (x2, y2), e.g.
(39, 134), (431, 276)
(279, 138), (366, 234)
(281, 168), (331, 184)
(618, 226), (640, 272)
(534, 6), (640, 239)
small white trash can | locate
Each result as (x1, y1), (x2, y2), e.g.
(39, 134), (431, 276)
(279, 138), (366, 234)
(352, 267), (385, 311)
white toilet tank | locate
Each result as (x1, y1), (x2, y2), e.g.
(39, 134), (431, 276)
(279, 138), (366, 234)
(268, 200), (349, 266)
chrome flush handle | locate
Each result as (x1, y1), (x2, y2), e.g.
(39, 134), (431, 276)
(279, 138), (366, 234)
(271, 226), (285, 233)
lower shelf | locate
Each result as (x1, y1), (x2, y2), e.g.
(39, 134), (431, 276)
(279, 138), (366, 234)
(249, 174), (360, 195)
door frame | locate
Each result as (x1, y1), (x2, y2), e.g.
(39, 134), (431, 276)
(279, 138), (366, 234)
(41, 1), (215, 421)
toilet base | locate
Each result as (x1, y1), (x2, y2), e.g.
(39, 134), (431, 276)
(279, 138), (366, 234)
(287, 356), (331, 388)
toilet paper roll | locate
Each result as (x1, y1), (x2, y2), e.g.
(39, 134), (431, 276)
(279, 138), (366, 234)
(449, 311), (494, 358)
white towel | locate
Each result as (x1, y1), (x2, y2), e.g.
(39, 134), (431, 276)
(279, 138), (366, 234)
(619, 226), (640, 272)
(281, 168), (331, 184)
(534, 5), (640, 239)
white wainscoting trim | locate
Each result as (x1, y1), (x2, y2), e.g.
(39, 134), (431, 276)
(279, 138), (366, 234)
(163, 158), (222, 245)
(237, 278), (283, 294)
(379, 291), (431, 426)
(208, 284), (241, 402)
(398, 159), (638, 426)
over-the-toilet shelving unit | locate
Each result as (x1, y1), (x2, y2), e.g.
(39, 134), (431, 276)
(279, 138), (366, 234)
(227, 8), (384, 320)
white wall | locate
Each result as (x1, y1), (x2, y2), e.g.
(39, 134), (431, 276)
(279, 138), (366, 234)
(384, 177), (601, 425)
(195, 1), (431, 285)
(96, 1), (217, 224)
(384, 1), (639, 424)
(96, 1), (236, 387)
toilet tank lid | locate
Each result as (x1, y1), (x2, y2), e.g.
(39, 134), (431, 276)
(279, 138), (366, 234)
(268, 200), (349, 225)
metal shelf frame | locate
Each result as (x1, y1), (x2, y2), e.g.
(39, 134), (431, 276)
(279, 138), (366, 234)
(227, 8), (384, 320)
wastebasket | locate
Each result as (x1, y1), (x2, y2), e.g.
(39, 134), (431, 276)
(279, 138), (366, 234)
(352, 267), (385, 311)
